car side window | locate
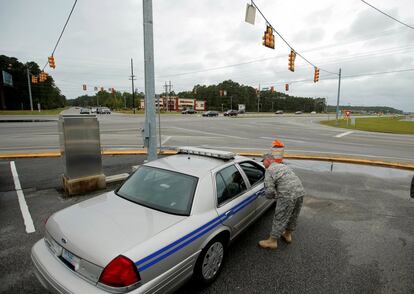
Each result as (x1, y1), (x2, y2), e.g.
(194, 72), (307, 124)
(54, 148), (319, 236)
(239, 161), (265, 187)
(216, 165), (247, 206)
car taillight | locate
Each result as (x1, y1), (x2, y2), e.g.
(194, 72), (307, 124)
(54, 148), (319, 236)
(99, 255), (140, 288)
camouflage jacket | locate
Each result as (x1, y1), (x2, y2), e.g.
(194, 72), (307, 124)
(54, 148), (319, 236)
(264, 162), (305, 200)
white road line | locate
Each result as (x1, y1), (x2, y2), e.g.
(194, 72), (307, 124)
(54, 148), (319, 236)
(259, 136), (306, 144)
(335, 131), (354, 138)
(9, 161), (35, 234)
(161, 136), (172, 145)
(171, 127), (247, 140)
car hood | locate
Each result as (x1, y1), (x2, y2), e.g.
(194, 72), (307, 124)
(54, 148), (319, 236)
(46, 191), (186, 267)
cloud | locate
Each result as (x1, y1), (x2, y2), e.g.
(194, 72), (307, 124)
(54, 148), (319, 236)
(1, 0), (413, 111)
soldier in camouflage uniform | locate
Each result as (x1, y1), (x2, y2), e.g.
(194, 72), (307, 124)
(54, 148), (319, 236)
(259, 153), (305, 250)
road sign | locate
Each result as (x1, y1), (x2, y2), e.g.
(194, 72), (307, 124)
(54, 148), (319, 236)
(2, 70), (13, 86)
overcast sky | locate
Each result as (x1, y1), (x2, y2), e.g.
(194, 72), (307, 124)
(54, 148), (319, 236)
(1, 0), (413, 111)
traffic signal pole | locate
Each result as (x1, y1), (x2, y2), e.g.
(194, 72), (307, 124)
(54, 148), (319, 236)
(335, 68), (342, 125)
(142, 0), (157, 161)
(26, 68), (33, 111)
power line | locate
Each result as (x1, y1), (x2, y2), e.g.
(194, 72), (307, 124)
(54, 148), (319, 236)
(360, 0), (414, 30)
(263, 67), (414, 86)
(153, 44), (414, 83)
(42, 0), (78, 70)
(250, 0), (338, 76)
(342, 67), (414, 78)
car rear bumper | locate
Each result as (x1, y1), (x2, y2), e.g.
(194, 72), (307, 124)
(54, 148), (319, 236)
(31, 239), (105, 294)
(31, 238), (196, 294)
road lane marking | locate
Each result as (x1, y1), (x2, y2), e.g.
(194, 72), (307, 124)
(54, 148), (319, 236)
(335, 131), (354, 138)
(9, 161), (35, 234)
(161, 136), (172, 145)
(171, 127), (247, 140)
(259, 136), (306, 144)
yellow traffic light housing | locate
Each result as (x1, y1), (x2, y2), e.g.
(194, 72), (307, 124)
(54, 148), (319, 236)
(288, 50), (296, 72)
(31, 76), (38, 84)
(48, 56), (56, 69)
(262, 25), (275, 49)
(39, 71), (47, 82)
(313, 67), (320, 83)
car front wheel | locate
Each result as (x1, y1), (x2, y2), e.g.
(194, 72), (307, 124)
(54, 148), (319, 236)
(194, 238), (225, 285)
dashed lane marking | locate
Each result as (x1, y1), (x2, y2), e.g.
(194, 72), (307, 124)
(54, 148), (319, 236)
(335, 131), (354, 138)
(9, 161), (35, 234)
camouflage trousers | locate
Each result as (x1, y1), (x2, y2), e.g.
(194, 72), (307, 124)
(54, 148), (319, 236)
(270, 196), (304, 238)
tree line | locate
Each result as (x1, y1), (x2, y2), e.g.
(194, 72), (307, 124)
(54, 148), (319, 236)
(178, 80), (327, 112)
(0, 55), (66, 110)
(68, 91), (145, 109)
(70, 80), (328, 113)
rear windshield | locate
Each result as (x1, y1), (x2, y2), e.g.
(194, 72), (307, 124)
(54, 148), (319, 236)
(116, 166), (198, 216)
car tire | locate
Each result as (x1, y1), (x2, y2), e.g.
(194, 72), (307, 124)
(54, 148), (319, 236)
(194, 237), (226, 285)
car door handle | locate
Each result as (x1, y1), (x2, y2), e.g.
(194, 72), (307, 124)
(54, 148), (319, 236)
(225, 210), (233, 218)
(257, 190), (265, 197)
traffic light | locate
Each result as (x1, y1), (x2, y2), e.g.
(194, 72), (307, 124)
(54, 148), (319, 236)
(48, 56), (56, 69)
(262, 25), (275, 49)
(313, 67), (320, 83)
(39, 71), (47, 82)
(270, 86), (274, 93)
(31, 76), (38, 84)
(83, 84), (87, 91)
(288, 50), (296, 72)
(285, 84), (289, 91)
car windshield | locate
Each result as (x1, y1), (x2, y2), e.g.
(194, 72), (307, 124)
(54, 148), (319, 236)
(116, 166), (198, 216)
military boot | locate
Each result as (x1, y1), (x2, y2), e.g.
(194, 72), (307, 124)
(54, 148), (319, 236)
(258, 236), (278, 250)
(281, 230), (292, 244)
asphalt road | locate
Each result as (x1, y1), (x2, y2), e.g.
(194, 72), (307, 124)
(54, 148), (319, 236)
(0, 155), (413, 293)
(0, 108), (413, 163)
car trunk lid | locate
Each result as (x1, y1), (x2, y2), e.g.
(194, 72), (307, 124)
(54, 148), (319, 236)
(46, 191), (186, 267)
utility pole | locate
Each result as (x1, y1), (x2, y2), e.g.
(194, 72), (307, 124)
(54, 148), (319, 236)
(335, 68), (342, 125)
(164, 82), (168, 111)
(168, 80), (172, 111)
(157, 93), (162, 153)
(130, 58), (136, 114)
(257, 84), (261, 112)
(142, 0), (157, 161)
(26, 68), (33, 111)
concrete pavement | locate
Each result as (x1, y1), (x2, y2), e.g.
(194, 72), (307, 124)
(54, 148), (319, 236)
(0, 109), (413, 163)
(0, 155), (413, 293)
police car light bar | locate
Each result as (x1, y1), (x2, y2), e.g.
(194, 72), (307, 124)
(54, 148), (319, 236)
(177, 147), (235, 160)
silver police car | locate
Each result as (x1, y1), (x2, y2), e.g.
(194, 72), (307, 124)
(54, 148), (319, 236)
(31, 147), (273, 293)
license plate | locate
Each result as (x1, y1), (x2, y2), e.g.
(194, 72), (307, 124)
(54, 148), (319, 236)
(62, 249), (80, 270)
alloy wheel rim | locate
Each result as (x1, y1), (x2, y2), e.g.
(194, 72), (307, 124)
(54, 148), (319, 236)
(202, 242), (224, 280)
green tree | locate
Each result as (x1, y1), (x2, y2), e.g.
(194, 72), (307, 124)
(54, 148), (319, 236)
(0, 55), (66, 110)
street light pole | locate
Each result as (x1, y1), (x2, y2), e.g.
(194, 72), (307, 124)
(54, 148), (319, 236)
(142, 0), (157, 161)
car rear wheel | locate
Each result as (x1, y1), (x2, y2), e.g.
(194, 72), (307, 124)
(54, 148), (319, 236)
(194, 238), (225, 285)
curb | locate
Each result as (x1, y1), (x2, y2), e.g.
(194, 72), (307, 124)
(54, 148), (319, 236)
(1, 149), (414, 171)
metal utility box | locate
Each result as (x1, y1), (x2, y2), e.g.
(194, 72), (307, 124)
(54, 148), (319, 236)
(58, 115), (105, 195)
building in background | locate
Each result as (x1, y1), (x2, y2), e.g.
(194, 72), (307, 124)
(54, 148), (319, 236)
(140, 96), (206, 111)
